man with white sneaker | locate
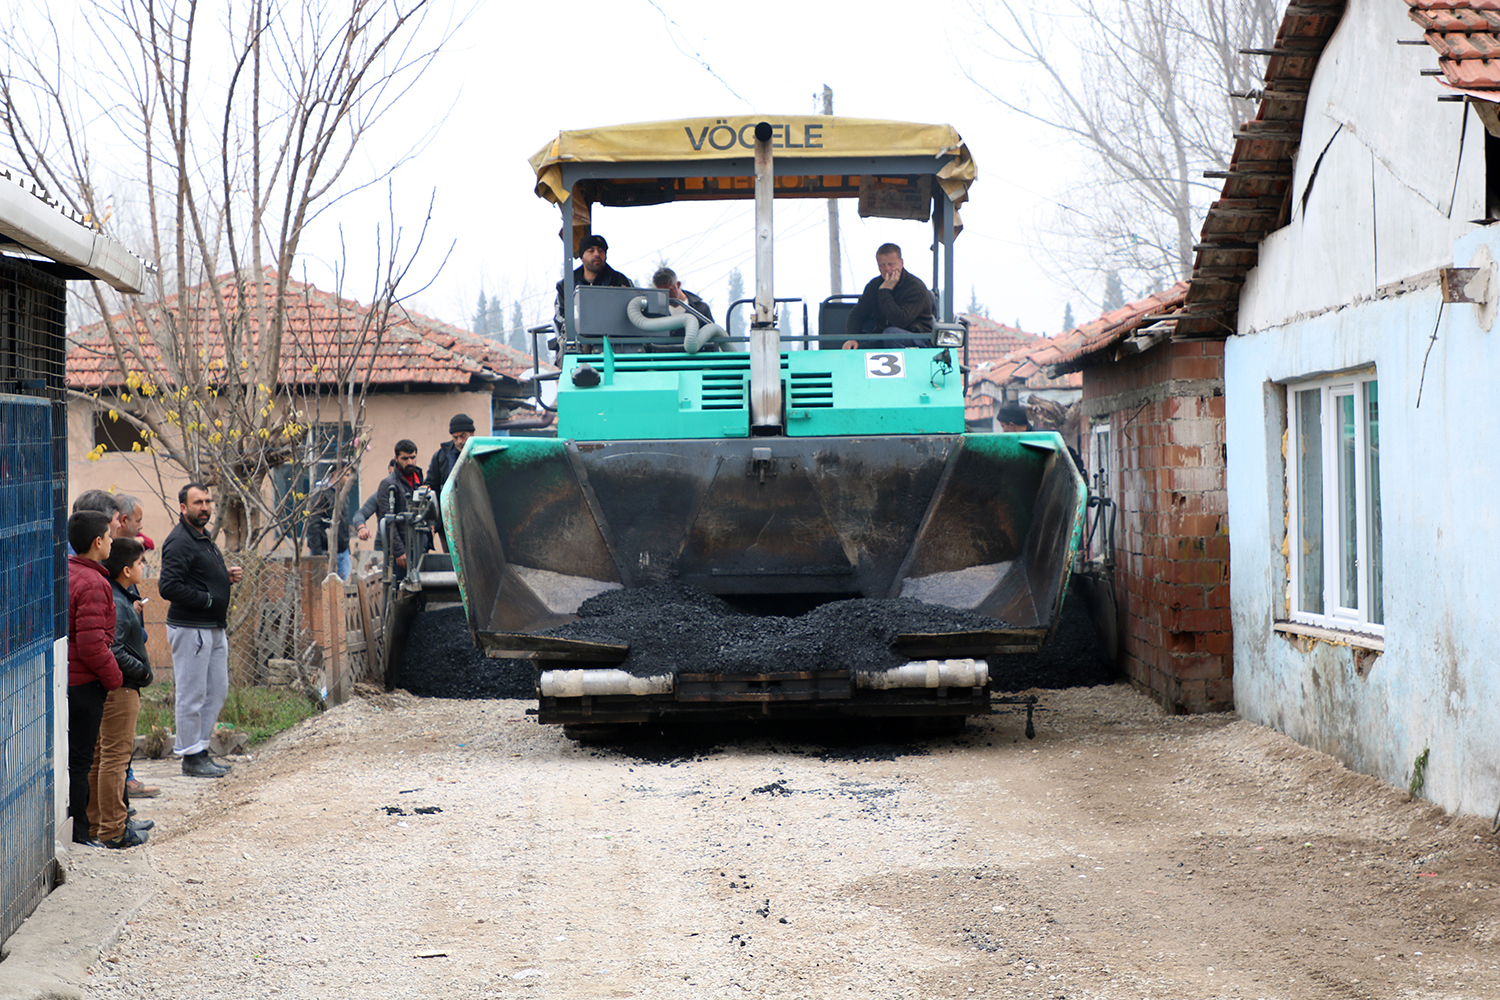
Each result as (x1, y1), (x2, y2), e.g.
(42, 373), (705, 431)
(159, 482), (243, 778)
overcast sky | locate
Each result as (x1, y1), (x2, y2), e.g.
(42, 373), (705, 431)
(193, 0), (1102, 340)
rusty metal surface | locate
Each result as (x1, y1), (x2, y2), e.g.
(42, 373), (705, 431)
(537, 686), (993, 724)
(893, 628), (1049, 658)
(476, 631), (628, 662)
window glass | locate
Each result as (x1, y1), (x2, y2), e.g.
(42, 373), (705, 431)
(1087, 423), (1112, 562)
(1337, 390), (1358, 611)
(92, 406), (149, 453)
(1287, 372), (1381, 633)
(1296, 388), (1323, 615)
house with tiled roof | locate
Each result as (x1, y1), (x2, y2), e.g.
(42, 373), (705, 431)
(959, 314), (1084, 432)
(965, 346), (1084, 433)
(962, 314), (1044, 365)
(66, 269), (544, 549)
(1061, 0), (1500, 820)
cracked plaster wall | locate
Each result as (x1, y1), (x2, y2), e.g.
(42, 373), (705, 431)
(1240, 0), (1484, 331)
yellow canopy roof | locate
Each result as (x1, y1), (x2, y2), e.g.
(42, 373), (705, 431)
(529, 115), (976, 209)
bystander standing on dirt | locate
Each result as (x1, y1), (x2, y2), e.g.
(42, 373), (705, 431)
(110, 493), (161, 798)
(306, 467), (355, 579)
(88, 537), (153, 849)
(65, 510), (123, 845)
(159, 482), (242, 779)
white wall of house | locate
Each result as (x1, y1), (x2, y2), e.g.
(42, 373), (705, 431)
(1226, 0), (1500, 818)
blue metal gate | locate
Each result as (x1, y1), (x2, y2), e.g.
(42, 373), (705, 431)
(0, 394), (57, 942)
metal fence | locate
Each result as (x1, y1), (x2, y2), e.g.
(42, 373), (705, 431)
(0, 396), (60, 942)
(2, 258), (86, 944)
(0, 254), (67, 945)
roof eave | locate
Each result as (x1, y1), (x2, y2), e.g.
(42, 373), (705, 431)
(0, 179), (149, 293)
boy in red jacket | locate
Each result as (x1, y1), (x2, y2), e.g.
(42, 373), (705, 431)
(67, 510), (124, 845)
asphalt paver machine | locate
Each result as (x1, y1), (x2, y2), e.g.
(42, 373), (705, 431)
(394, 116), (1087, 734)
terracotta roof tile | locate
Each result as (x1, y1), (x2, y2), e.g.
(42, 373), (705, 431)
(1042, 283), (1190, 373)
(67, 268), (537, 391)
(960, 314), (1046, 366)
(966, 394), (998, 424)
(964, 328), (1085, 418)
(1182, 0), (1494, 339)
(1412, 0), (1500, 91)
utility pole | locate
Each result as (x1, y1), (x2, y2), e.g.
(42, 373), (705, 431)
(822, 84), (841, 296)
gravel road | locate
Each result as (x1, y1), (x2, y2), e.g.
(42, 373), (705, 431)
(77, 682), (1499, 1000)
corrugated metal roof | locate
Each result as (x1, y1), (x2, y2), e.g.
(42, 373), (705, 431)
(0, 174), (149, 292)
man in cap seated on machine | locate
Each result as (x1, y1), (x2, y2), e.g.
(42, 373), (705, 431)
(553, 233), (632, 338)
(843, 242), (933, 350)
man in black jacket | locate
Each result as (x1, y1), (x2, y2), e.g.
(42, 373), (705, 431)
(426, 413), (474, 498)
(844, 243), (934, 350)
(426, 414), (475, 552)
(159, 482), (241, 778)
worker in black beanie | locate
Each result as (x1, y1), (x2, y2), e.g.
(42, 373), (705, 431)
(427, 413), (478, 547)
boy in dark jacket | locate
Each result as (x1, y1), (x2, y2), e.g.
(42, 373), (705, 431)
(88, 537), (153, 849)
(67, 510), (123, 845)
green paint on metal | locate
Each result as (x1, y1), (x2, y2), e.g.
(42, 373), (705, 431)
(558, 347), (964, 441)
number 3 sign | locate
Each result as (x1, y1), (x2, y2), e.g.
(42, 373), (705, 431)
(865, 352), (905, 378)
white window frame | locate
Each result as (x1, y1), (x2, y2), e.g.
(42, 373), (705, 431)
(1285, 370), (1383, 637)
(1086, 421), (1113, 562)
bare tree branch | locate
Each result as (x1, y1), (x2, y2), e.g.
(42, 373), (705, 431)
(959, 0), (1278, 304)
(3, 0), (460, 550)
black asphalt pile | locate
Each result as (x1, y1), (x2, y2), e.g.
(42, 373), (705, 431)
(397, 605), (534, 700)
(987, 591), (1113, 692)
(397, 583), (1113, 700)
(539, 582), (1012, 679)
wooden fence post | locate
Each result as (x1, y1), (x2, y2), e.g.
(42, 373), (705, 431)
(321, 574), (349, 705)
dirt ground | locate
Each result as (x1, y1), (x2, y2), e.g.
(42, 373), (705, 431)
(78, 683), (1500, 1000)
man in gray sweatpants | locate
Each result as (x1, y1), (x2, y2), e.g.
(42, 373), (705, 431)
(158, 482), (243, 778)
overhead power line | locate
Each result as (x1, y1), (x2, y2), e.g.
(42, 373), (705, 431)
(643, 0), (751, 106)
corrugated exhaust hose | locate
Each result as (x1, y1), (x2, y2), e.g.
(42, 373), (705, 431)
(626, 294), (727, 354)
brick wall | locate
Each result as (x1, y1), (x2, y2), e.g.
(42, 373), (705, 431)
(1083, 338), (1231, 712)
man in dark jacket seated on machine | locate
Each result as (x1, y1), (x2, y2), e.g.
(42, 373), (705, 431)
(843, 242), (933, 350)
(554, 234), (631, 326)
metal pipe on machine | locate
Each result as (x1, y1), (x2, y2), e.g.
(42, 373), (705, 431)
(749, 121), (782, 432)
